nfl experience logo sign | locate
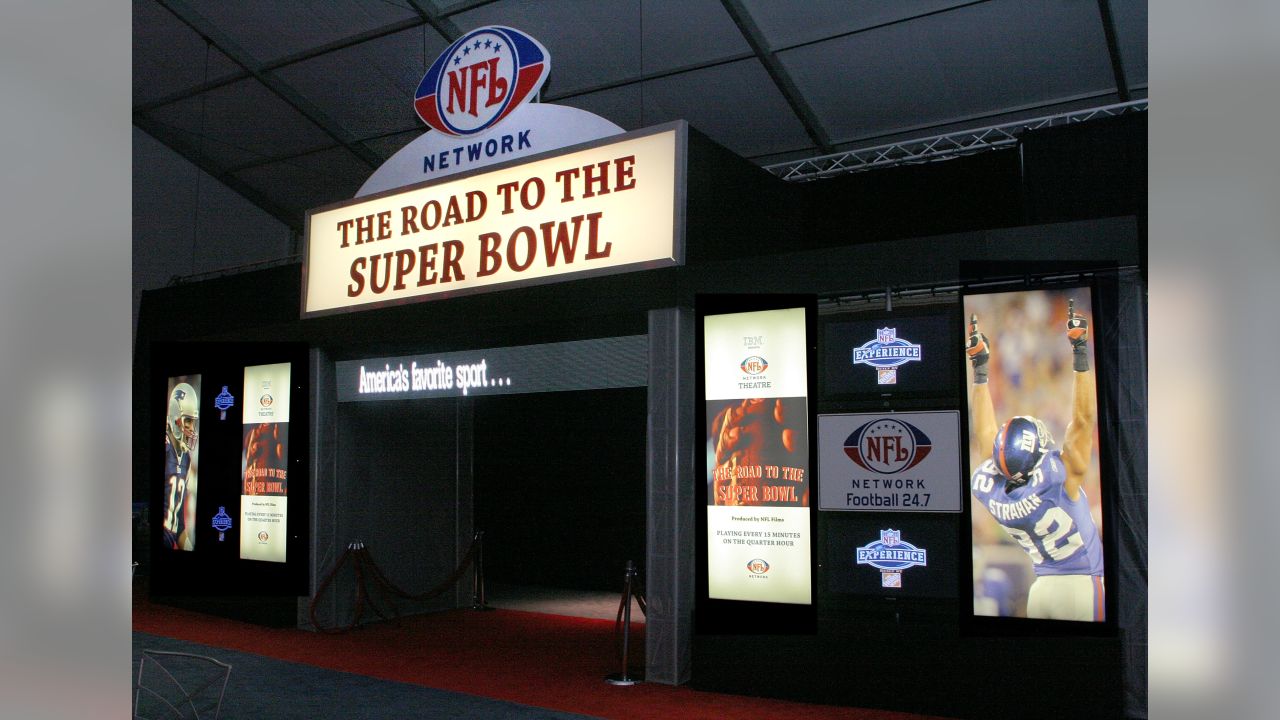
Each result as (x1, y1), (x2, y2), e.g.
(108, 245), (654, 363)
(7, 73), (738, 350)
(415, 27), (549, 137)
(856, 529), (928, 587)
(852, 327), (921, 384)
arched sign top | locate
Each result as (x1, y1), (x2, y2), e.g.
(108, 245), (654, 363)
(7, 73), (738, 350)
(414, 26), (551, 137)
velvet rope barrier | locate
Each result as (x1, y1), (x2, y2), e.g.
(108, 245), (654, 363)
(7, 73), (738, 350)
(308, 532), (481, 634)
(607, 560), (644, 685)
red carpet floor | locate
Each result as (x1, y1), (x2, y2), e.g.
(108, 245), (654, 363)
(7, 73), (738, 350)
(133, 592), (953, 720)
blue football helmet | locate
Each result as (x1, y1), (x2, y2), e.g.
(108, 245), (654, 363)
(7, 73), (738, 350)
(993, 415), (1053, 482)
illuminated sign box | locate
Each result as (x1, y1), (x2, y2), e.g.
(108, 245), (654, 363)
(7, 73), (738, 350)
(817, 411), (962, 512)
(303, 123), (686, 317)
(702, 306), (812, 606)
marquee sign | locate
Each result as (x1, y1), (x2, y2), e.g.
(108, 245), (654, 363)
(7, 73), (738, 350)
(304, 123), (685, 317)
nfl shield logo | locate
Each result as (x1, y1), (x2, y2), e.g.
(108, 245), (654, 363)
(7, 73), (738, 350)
(877, 327), (896, 344)
(881, 529), (901, 546)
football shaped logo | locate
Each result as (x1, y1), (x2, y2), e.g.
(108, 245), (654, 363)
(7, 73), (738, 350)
(746, 558), (770, 574)
(843, 418), (932, 474)
(414, 26), (550, 136)
(740, 356), (768, 375)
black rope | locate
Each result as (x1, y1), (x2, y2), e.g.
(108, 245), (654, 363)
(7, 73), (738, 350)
(612, 562), (644, 673)
(308, 536), (480, 634)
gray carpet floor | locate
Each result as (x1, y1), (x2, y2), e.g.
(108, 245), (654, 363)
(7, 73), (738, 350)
(132, 632), (598, 719)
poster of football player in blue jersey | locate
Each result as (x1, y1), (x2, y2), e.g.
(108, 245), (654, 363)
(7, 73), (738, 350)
(162, 375), (200, 551)
(965, 289), (1104, 622)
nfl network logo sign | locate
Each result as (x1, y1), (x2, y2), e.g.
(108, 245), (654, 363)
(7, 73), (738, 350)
(414, 26), (550, 136)
(851, 327), (922, 385)
(856, 528), (928, 588)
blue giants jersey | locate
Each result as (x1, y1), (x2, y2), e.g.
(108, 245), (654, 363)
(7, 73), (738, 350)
(971, 450), (1103, 576)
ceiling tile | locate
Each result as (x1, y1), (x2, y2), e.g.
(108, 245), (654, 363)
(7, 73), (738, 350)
(234, 146), (374, 215)
(184, 0), (421, 64)
(741, 0), (976, 50)
(638, 0), (752, 73)
(146, 77), (339, 169)
(558, 85), (645, 131)
(780, 0), (1117, 144)
(274, 26), (447, 141)
(1108, 0), (1148, 89)
(133, 0), (243, 105)
(454, 0), (643, 97)
(361, 129), (430, 163)
(637, 59), (813, 159)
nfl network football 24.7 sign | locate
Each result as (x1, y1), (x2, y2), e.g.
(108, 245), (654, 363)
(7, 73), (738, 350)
(817, 411), (962, 512)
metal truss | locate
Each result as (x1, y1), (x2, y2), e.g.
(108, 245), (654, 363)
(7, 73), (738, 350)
(765, 99), (1148, 182)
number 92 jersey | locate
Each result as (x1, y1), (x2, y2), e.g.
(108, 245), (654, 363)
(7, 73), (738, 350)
(971, 450), (1103, 577)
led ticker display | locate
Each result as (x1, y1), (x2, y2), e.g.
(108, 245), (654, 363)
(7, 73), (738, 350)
(703, 306), (812, 605)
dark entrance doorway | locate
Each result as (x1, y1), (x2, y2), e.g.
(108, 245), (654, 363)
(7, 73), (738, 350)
(473, 387), (646, 592)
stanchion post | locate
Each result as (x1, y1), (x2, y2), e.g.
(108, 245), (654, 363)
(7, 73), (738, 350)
(605, 560), (642, 685)
(471, 530), (493, 611)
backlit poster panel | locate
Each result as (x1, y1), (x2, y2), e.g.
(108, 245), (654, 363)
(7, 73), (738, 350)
(162, 375), (200, 551)
(240, 362), (291, 563)
(964, 288), (1105, 622)
(704, 307), (811, 604)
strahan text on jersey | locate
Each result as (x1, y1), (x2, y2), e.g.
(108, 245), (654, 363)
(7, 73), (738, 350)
(971, 450), (1103, 576)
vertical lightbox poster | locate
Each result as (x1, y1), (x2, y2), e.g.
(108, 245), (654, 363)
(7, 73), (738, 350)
(162, 374), (201, 551)
(704, 306), (811, 604)
(240, 362), (291, 562)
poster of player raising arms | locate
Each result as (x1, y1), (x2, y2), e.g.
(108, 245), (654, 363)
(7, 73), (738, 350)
(964, 288), (1105, 622)
(162, 375), (200, 551)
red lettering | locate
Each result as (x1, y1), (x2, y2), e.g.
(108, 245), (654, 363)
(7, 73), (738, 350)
(466, 190), (487, 221)
(506, 226), (536, 272)
(417, 243), (438, 286)
(446, 67), (467, 115)
(377, 211), (392, 240)
(486, 58), (508, 106)
(496, 181), (518, 214)
(442, 240), (466, 282)
(401, 205), (419, 235)
(355, 214), (375, 244)
(540, 216), (583, 266)
(369, 252), (393, 294)
(443, 195), (464, 226)
(477, 232), (502, 276)
(554, 167), (580, 202)
(337, 219), (355, 248)
(615, 155), (636, 191)
(393, 249), (415, 290)
(866, 437), (883, 463)
(347, 257), (366, 297)
(582, 212), (610, 260)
